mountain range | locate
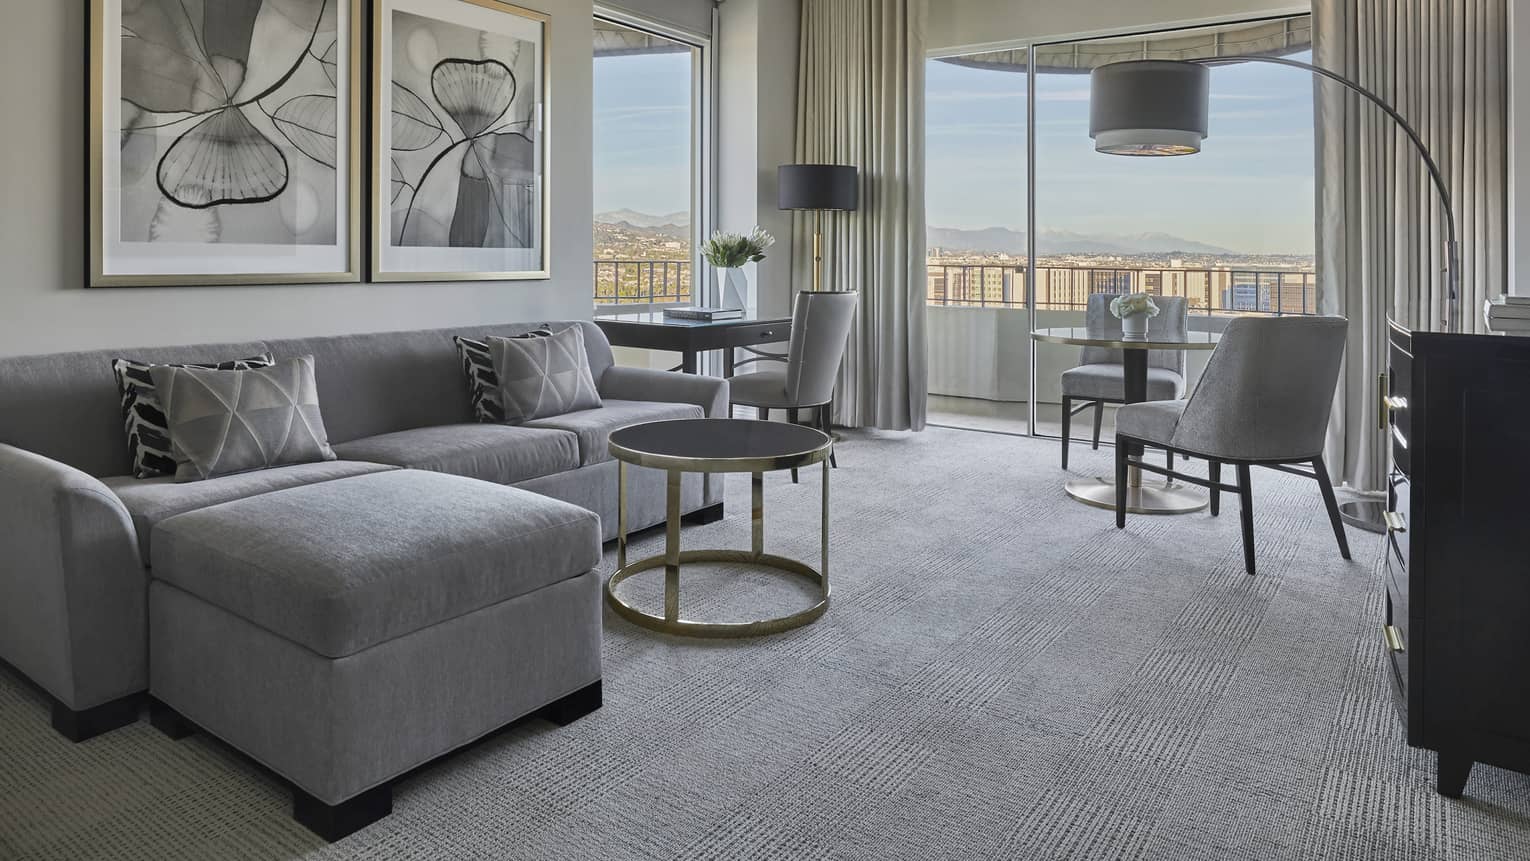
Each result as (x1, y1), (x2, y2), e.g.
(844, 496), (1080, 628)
(927, 225), (1237, 257)
(596, 209), (690, 229)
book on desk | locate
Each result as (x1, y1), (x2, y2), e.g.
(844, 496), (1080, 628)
(663, 306), (745, 322)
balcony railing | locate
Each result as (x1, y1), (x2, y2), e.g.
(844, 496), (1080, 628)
(927, 263), (1318, 316)
(595, 259), (692, 306)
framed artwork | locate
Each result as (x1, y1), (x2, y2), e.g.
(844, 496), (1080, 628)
(372, 0), (550, 282)
(88, 0), (364, 287)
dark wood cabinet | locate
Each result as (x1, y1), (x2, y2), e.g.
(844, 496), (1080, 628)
(1384, 319), (1530, 797)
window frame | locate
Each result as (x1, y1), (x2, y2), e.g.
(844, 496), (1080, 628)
(592, 8), (714, 313)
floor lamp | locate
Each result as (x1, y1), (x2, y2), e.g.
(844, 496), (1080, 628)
(778, 164), (859, 292)
(1087, 58), (1462, 532)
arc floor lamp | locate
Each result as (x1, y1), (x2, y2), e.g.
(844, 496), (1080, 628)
(1088, 57), (1463, 531)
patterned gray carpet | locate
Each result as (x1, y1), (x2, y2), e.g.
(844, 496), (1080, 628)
(3, 427), (1529, 860)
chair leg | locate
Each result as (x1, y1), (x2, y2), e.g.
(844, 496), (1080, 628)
(788, 408), (800, 426)
(1115, 437), (1129, 529)
(1236, 463), (1256, 575)
(1311, 456), (1352, 560)
(1208, 460), (1221, 516)
(1091, 402), (1104, 450)
(759, 408), (770, 422)
(1165, 446), (1173, 475)
(1061, 396), (1072, 470)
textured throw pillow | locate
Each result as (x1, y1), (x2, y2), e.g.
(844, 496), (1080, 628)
(149, 356), (337, 482)
(487, 326), (603, 423)
(112, 354), (276, 478)
(454, 328), (552, 423)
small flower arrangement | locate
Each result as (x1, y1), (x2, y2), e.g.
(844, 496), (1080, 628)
(702, 227), (775, 269)
(1110, 293), (1161, 319)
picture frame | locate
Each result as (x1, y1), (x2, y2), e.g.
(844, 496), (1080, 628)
(87, 0), (364, 287)
(371, 0), (551, 282)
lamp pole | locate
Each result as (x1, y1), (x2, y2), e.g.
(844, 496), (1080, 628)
(1197, 55), (1461, 334)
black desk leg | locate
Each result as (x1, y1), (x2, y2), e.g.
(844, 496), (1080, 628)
(723, 348), (735, 378)
(682, 350), (698, 374)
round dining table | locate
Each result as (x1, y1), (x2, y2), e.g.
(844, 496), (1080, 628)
(1032, 326), (1222, 515)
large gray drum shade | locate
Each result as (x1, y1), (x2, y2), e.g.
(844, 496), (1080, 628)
(1089, 60), (1210, 156)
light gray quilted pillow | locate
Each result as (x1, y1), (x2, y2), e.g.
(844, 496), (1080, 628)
(149, 356), (338, 482)
(487, 326), (603, 423)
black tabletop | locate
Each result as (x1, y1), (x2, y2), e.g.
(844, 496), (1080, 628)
(595, 312), (790, 329)
(608, 419), (831, 472)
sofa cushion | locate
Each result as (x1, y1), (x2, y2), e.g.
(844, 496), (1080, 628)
(488, 326), (603, 423)
(331, 424), (579, 485)
(104, 461), (398, 565)
(151, 470), (602, 658)
(525, 400), (704, 466)
(112, 353), (276, 478)
(150, 356), (338, 481)
(454, 330), (552, 423)
(1061, 363), (1184, 402)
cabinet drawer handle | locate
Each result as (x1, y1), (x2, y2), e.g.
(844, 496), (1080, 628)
(1384, 396), (1408, 410)
(1390, 425), (1408, 450)
(1384, 511), (1407, 533)
(1384, 625), (1405, 653)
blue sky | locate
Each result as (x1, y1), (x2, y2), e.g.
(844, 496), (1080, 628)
(927, 53), (1317, 255)
(594, 52), (693, 217)
(594, 48), (1316, 256)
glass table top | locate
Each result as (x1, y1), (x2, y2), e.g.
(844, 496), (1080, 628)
(1031, 327), (1222, 350)
(609, 419), (831, 467)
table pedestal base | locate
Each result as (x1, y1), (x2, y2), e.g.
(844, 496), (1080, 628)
(1066, 476), (1208, 515)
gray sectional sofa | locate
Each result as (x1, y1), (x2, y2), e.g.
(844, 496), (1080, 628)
(0, 320), (726, 839)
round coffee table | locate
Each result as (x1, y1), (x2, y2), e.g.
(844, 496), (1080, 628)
(607, 418), (833, 638)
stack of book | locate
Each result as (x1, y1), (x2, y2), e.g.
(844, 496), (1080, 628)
(663, 306), (744, 322)
(1483, 295), (1530, 335)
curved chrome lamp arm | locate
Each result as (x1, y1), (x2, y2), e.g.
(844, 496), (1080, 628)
(1202, 54), (1460, 332)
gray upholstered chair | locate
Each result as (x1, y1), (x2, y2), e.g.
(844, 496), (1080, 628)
(1061, 294), (1189, 469)
(728, 291), (858, 480)
(1113, 315), (1351, 575)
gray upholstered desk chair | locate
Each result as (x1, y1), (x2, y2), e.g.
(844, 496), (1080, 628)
(1061, 294), (1189, 469)
(727, 291), (858, 481)
(1113, 315), (1351, 575)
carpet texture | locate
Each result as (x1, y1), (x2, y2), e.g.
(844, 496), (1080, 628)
(2, 427), (1528, 859)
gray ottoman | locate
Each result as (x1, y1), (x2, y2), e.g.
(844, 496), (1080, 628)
(145, 470), (604, 841)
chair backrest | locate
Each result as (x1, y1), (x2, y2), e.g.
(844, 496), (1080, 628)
(1080, 293), (1189, 375)
(786, 291), (859, 406)
(1171, 315), (1348, 461)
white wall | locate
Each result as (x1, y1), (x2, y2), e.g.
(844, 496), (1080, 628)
(718, 0), (800, 319)
(0, 1), (596, 358)
(1511, 0), (1530, 296)
(927, 0), (1308, 54)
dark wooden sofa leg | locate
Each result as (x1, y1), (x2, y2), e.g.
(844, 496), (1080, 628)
(682, 503), (724, 526)
(50, 693), (141, 742)
(149, 697), (196, 740)
(294, 784), (393, 843)
(538, 680), (603, 727)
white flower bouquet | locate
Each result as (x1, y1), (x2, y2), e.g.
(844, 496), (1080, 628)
(1109, 293), (1161, 319)
(702, 227), (775, 269)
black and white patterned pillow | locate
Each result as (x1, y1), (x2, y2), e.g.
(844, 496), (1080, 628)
(111, 354), (275, 478)
(455, 329), (552, 423)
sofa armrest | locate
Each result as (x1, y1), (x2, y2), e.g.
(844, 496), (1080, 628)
(599, 366), (730, 418)
(0, 444), (146, 710)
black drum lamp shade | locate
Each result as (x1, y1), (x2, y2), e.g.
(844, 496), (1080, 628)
(1089, 60), (1211, 156)
(778, 164), (859, 211)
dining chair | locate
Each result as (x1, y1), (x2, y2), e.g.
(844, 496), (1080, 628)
(1061, 294), (1189, 469)
(727, 291), (858, 482)
(1113, 315), (1351, 575)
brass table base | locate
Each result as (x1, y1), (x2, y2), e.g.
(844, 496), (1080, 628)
(608, 460), (830, 639)
(1066, 476), (1208, 515)
(606, 550), (829, 638)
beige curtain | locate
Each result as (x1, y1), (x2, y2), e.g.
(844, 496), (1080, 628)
(1315, 0), (1507, 493)
(795, 0), (928, 431)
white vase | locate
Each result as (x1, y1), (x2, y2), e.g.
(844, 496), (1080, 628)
(1120, 312), (1150, 339)
(720, 267), (749, 310)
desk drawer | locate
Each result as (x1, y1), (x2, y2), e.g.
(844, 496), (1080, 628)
(731, 322), (789, 345)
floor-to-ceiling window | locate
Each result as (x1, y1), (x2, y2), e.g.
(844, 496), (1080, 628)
(593, 15), (706, 309)
(925, 14), (1315, 436)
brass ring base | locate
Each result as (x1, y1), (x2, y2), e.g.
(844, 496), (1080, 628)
(1066, 477), (1208, 515)
(606, 549), (829, 638)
